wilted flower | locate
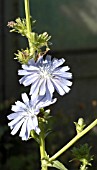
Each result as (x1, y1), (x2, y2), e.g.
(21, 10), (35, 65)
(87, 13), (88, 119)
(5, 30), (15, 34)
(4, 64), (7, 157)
(7, 93), (56, 141)
(18, 55), (72, 98)
(7, 21), (16, 28)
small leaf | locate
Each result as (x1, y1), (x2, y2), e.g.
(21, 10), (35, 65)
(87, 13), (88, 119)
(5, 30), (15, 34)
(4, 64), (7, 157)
(48, 160), (68, 170)
(45, 129), (52, 138)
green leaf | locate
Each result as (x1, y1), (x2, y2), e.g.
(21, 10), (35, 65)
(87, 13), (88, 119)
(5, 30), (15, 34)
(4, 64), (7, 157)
(48, 160), (68, 170)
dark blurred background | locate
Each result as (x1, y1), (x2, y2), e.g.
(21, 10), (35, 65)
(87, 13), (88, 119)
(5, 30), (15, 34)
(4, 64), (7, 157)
(0, 0), (97, 169)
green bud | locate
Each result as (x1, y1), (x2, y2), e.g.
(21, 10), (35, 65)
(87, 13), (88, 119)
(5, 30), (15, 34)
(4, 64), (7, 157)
(14, 48), (33, 64)
(74, 118), (86, 134)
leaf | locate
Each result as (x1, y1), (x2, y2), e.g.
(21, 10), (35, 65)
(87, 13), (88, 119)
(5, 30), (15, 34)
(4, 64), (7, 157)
(48, 160), (68, 170)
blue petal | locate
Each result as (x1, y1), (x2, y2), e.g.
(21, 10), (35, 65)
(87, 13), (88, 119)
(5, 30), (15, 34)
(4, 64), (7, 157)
(36, 95), (57, 109)
(18, 69), (28, 75)
(22, 65), (39, 71)
(7, 112), (22, 120)
(19, 118), (28, 139)
(10, 118), (25, 135)
(45, 55), (52, 62)
(28, 58), (35, 65)
(19, 76), (27, 84)
(30, 78), (43, 95)
(35, 126), (40, 135)
(36, 56), (43, 65)
(39, 79), (46, 96)
(22, 93), (29, 105)
(53, 69), (72, 78)
(58, 66), (70, 72)
(51, 79), (65, 95)
(32, 116), (38, 127)
(15, 101), (27, 110)
(52, 58), (65, 69)
(8, 115), (23, 127)
(23, 74), (39, 86)
(46, 78), (54, 96)
(61, 79), (72, 86)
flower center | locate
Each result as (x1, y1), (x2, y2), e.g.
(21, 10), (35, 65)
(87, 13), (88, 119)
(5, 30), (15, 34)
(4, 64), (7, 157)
(39, 61), (53, 78)
(40, 69), (49, 78)
(26, 107), (35, 117)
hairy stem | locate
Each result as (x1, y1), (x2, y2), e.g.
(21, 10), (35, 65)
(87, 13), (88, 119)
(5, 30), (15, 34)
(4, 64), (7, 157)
(49, 119), (97, 162)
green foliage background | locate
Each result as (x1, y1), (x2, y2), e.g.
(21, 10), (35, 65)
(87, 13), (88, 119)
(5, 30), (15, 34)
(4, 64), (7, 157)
(19, 0), (97, 50)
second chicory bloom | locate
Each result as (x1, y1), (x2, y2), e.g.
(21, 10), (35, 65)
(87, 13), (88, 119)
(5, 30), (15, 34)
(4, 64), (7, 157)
(18, 55), (72, 98)
(7, 93), (56, 141)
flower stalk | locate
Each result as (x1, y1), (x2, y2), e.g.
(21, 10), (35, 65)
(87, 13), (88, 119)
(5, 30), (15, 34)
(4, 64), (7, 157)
(39, 122), (48, 170)
(24, 0), (32, 49)
(80, 164), (87, 170)
(49, 119), (97, 162)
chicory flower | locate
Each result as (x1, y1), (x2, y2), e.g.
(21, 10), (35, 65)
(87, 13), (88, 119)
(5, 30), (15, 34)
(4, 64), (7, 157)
(7, 93), (56, 140)
(18, 55), (72, 98)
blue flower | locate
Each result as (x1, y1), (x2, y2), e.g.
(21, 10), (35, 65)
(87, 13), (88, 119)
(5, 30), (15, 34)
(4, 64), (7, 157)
(18, 55), (72, 98)
(7, 93), (56, 141)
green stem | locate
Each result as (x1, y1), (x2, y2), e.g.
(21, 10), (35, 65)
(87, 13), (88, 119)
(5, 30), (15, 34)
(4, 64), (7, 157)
(39, 123), (48, 170)
(24, 0), (32, 48)
(49, 119), (97, 162)
(80, 164), (87, 170)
